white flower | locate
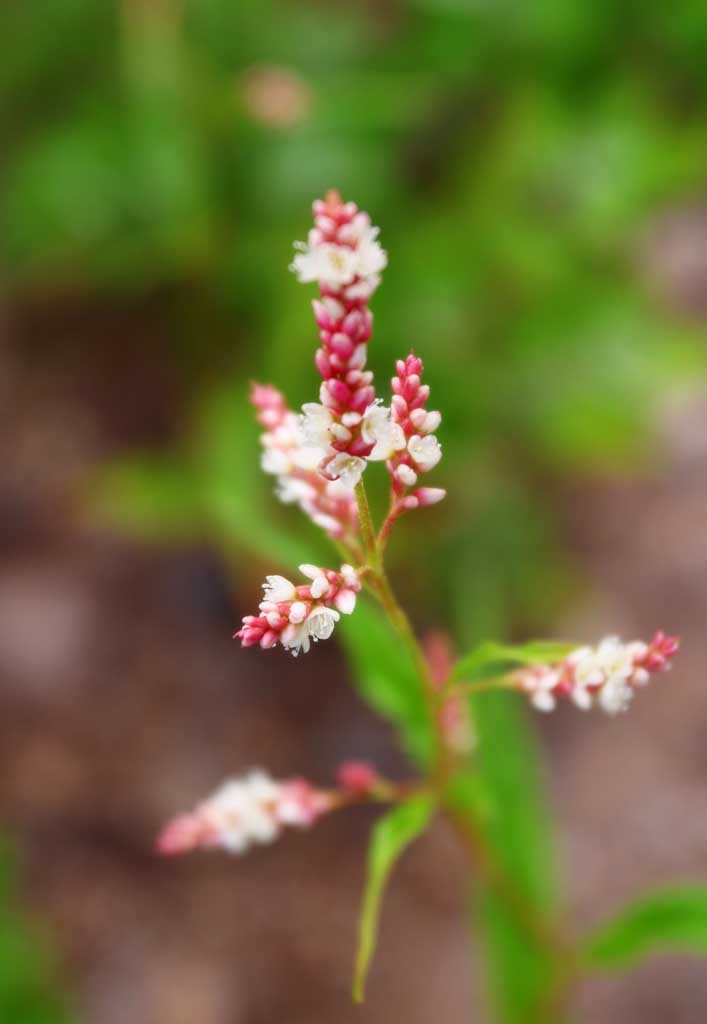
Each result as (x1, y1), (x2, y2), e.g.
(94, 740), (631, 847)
(261, 448), (292, 476)
(361, 403), (406, 461)
(288, 601), (308, 624)
(396, 464), (418, 487)
(262, 575), (296, 604)
(306, 605), (340, 642)
(519, 666), (560, 713)
(407, 434), (442, 472)
(598, 677), (634, 715)
(202, 772), (283, 853)
(356, 237), (387, 278)
(338, 212), (374, 245)
(280, 620), (311, 656)
(340, 564), (359, 589)
(345, 276), (380, 301)
(276, 477), (316, 505)
(334, 589), (357, 614)
(300, 403), (334, 451)
(290, 242), (358, 287)
(326, 452), (367, 488)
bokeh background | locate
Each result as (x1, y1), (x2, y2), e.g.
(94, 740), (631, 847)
(3, 1), (707, 1021)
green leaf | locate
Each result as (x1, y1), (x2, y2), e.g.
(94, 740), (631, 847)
(585, 887), (707, 970)
(353, 795), (435, 1003)
(339, 598), (435, 765)
(468, 692), (557, 1022)
(89, 457), (200, 540)
(453, 639), (576, 682)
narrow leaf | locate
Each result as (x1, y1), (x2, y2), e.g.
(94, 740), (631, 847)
(585, 887), (707, 969)
(453, 639), (576, 682)
(339, 598), (435, 765)
(353, 795), (435, 1003)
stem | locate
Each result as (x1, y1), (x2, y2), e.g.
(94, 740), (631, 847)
(354, 480), (380, 569)
(352, 476), (573, 1018)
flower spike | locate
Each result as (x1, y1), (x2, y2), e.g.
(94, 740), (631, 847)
(251, 383), (358, 542)
(156, 771), (331, 856)
(235, 564), (361, 656)
(514, 631), (679, 715)
(291, 191), (386, 487)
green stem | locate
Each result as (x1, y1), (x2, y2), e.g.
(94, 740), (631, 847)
(354, 480), (380, 569)
(352, 477), (573, 1019)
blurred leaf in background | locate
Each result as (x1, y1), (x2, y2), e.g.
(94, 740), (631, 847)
(0, 844), (70, 1024)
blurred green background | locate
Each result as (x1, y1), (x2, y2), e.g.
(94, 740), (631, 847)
(2, 1), (707, 1021)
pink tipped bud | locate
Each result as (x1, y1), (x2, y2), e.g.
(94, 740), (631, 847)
(415, 487), (446, 507)
(326, 378), (352, 405)
(156, 813), (209, 857)
(337, 761), (379, 796)
(330, 333), (354, 359)
(350, 384), (375, 412)
(315, 348), (333, 379)
(278, 779), (330, 826)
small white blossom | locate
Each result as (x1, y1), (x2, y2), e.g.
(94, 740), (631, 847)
(290, 242), (359, 287)
(306, 605), (340, 642)
(262, 575), (296, 604)
(340, 564), (359, 589)
(396, 464), (418, 487)
(288, 601), (308, 624)
(300, 403), (334, 451)
(361, 403), (406, 461)
(407, 434), (442, 472)
(334, 589), (357, 614)
(326, 452), (367, 488)
(280, 620), (312, 656)
(310, 576), (329, 599)
(356, 236), (387, 278)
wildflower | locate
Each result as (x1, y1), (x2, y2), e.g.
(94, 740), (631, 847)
(251, 383), (358, 543)
(156, 770), (331, 856)
(361, 402), (406, 461)
(290, 191), (386, 483)
(235, 564), (361, 656)
(374, 354), (446, 541)
(514, 631), (679, 715)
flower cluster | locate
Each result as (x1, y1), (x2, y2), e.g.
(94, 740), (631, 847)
(515, 631), (679, 715)
(251, 383), (358, 542)
(291, 190), (386, 488)
(156, 771), (330, 856)
(235, 564), (361, 656)
(379, 354), (446, 531)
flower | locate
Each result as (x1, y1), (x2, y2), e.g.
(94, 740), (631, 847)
(291, 192), (386, 482)
(325, 452), (367, 489)
(262, 574), (297, 604)
(235, 564), (361, 656)
(407, 433), (442, 472)
(156, 770), (331, 857)
(306, 605), (340, 641)
(300, 402), (335, 452)
(513, 631), (679, 715)
(250, 383), (358, 542)
(291, 240), (360, 287)
(361, 403), (406, 461)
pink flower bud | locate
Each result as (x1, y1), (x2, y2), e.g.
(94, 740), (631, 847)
(415, 487), (446, 507)
(337, 761), (379, 796)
